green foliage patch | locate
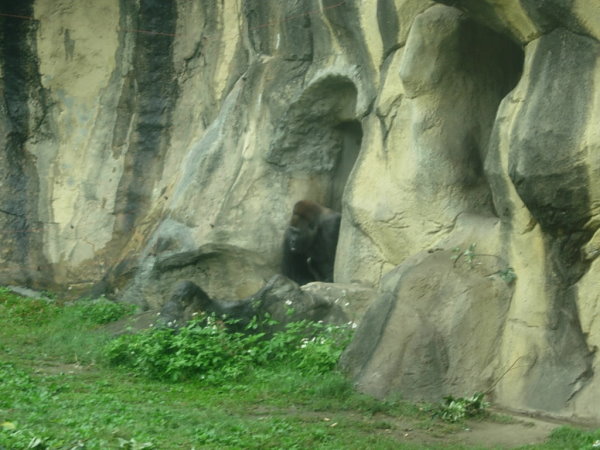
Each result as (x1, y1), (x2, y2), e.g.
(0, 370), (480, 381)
(72, 297), (137, 325)
(2, 289), (599, 449)
(0, 291), (136, 365)
(450, 243), (517, 284)
(549, 427), (600, 449)
(0, 287), (60, 325)
(0, 291), (429, 449)
(519, 426), (600, 450)
(0, 288), (135, 326)
(104, 315), (353, 382)
(434, 393), (489, 423)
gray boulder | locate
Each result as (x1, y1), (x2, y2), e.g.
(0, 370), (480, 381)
(341, 249), (513, 401)
(157, 275), (348, 332)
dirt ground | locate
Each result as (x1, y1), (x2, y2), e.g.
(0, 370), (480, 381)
(393, 408), (567, 448)
(451, 413), (560, 448)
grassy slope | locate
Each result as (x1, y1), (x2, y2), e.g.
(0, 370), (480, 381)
(0, 289), (598, 449)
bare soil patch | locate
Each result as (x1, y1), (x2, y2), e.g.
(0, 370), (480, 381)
(453, 413), (560, 448)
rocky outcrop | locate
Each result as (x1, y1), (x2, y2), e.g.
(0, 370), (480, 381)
(1, 0), (600, 421)
(106, 276), (350, 334)
(158, 276), (348, 330)
(340, 242), (514, 402)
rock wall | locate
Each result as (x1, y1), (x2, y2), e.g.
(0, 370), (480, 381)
(1, 0), (599, 421)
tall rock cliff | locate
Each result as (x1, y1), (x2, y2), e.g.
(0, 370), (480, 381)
(1, 0), (599, 421)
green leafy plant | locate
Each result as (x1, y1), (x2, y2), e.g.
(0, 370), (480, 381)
(71, 297), (136, 325)
(0, 288), (59, 325)
(0, 290), (134, 327)
(3, 291), (600, 448)
(451, 244), (517, 284)
(103, 315), (353, 382)
(0, 292), (135, 365)
(542, 426), (600, 449)
(0, 364), (52, 449)
(498, 267), (517, 284)
(435, 392), (489, 423)
(40, 290), (57, 300)
(463, 243), (477, 267)
(451, 243), (478, 268)
(117, 437), (155, 449)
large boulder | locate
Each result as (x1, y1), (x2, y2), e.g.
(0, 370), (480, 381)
(301, 282), (376, 324)
(115, 243), (274, 310)
(341, 237), (514, 401)
(157, 275), (348, 331)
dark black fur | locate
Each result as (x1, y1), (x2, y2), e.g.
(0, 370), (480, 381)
(281, 200), (341, 285)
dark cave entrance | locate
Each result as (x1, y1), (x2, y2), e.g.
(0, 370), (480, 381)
(455, 14), (525, 194)
(268, 77), (363, 284)
(399, 6), (525, 218)
(267, 76), (363, 214)
(329, 120), (362, 212)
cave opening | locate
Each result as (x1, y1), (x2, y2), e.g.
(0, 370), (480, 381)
(400, 6), (525, 215)
(329, 120), (362, 212)
(267, 76), (363, 214)
(459, 15), (525, 197)
(268, 77), (363, 284)
(456, 13), (525, 185)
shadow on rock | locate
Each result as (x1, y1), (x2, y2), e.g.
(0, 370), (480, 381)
(159, 274), (348, 332)
(106, 275), (349, 335)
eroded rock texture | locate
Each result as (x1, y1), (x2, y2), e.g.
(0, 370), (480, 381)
(158, 276), (348, 331)
(1, 0), (600, 421)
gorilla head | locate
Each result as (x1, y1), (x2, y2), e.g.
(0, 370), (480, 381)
(281, 200), (341, 285)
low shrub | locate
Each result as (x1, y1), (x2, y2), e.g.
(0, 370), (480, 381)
(70, 297), (136, 325)
(0, 287), (59, 325)
(104, 315), (353, 382)
(434, 392), (489, 423)
(0, 289), (134, 327)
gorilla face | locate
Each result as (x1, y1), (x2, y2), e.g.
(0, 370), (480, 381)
(286, 223), (318, 253)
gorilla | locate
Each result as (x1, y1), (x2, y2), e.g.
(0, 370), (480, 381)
(282, 200), (341, 285)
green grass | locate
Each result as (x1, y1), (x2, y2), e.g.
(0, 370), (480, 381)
(0, 362), (411, 449)
(520, 426), (600, 450)
(0, 287), (598, 449)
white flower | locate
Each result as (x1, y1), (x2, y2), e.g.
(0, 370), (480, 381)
(593, 440), (600, 448)
(285, 300), (293, 306)
(344, 302), (350, 307)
